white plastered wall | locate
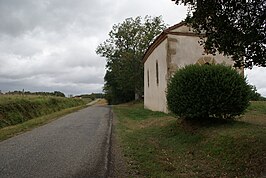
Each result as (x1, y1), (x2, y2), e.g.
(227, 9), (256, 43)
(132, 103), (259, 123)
(169, 34), (234, 69)
(144, 39), (168, 113)
(144, 25), (235, 113)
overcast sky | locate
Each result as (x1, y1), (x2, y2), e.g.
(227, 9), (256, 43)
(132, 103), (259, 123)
(0, 0), (265, 96)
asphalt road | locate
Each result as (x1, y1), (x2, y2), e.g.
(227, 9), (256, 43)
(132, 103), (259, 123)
(0, 105), (112, 178)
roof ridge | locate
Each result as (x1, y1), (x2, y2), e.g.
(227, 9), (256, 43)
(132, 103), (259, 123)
(164, 21), (187, 33)
(143, 22), (199, 63)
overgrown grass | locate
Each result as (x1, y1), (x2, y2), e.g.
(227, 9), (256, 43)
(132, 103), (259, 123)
(246, 101), (266, 115)
(242, 101), (266, 125)
(113, 102), (266, 177)
(0, 95), (85, 128)
(81, 97), (93, 104)
(0, 105), (86, 141)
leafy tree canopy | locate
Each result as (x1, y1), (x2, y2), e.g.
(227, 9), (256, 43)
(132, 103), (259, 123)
(248, 85), (266, 101)
(172, 0), (266, 68)
(96, 16), (166, 104)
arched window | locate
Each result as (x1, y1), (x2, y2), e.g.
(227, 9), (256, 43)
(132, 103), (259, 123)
(156, 61), (159, 85)
(147, 70), (150, 87)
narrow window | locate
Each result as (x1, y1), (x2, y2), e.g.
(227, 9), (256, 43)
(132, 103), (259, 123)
(156, 61), (159, 85)
(147, 70), (150, 87)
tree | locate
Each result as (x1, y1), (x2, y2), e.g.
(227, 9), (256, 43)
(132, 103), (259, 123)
(248, 85), (266, 101)
(53, 91), (65, 97)
(96, 16), (166, 104)
(171, 0), (266, 68)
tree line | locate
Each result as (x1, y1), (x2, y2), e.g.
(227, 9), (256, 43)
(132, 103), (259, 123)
(75, 93), (104, 100)
(2, 90), (66, 97)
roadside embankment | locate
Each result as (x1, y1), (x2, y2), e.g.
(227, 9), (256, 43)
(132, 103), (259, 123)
(0, 95), (85, 128)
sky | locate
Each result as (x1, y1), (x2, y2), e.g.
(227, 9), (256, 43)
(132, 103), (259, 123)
(0, 0), (265, 97)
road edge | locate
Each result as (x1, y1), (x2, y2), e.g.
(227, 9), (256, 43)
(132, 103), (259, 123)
(104, 106), (113, 178)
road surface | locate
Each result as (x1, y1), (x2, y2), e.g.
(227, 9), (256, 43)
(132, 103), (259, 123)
(0, 105), (112, 178)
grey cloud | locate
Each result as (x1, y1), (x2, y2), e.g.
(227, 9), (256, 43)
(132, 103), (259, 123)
(246, 67), (266, 97)
(0, 0), (115, 37)
(0, 0), (45, 36)
(0, 0), (264, 96)
(0, 50), (105, 83)
(0, 78), (102, 95)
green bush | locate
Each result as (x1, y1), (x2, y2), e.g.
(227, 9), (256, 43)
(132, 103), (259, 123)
(166, 64), (251, 121)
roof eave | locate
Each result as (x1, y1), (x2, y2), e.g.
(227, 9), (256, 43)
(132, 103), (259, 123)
(142, 21), (204, 64)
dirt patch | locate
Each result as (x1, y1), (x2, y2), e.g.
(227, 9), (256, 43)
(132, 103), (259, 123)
(240, 114), (266, 126)
(139, 116), (175, 129)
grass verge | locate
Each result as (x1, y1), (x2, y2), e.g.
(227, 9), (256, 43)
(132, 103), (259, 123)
(113, 102), (266, 177)
(0, 105), (87, 142)
(241, 101), (266, 125)
(0, 95), (85, 128)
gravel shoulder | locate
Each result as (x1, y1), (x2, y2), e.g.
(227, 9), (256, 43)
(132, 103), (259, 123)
(108, 114), (129, 178)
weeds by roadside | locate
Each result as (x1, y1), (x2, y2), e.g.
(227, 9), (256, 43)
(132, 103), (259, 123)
(0, 95), (85, 128)
(0, 105), (87, 141)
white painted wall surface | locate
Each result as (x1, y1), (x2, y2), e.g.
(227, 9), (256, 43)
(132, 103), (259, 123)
(144, 25), (235, 113)
(144, 39), (168, 113)
(169, 35), (233, 68)
(168, 35), (233, 68)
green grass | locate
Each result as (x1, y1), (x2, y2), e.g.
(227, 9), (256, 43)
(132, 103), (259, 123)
(0, 105), (87, 141)
(81, 97), (93, 104)
(246, 101), (266, 115)
(113, 102), (266, 177)
(114, 103), (167, 121)
(0, 95), (85, 128)
(242, 101), (266, 125)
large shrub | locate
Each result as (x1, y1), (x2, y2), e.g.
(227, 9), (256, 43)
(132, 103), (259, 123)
(167, 64), (251, 120)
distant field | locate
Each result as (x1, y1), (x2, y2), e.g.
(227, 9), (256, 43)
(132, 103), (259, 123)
(0, 95), (85, 128)
(113, 101), (266, 177)
(81, 97), (93, 104)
